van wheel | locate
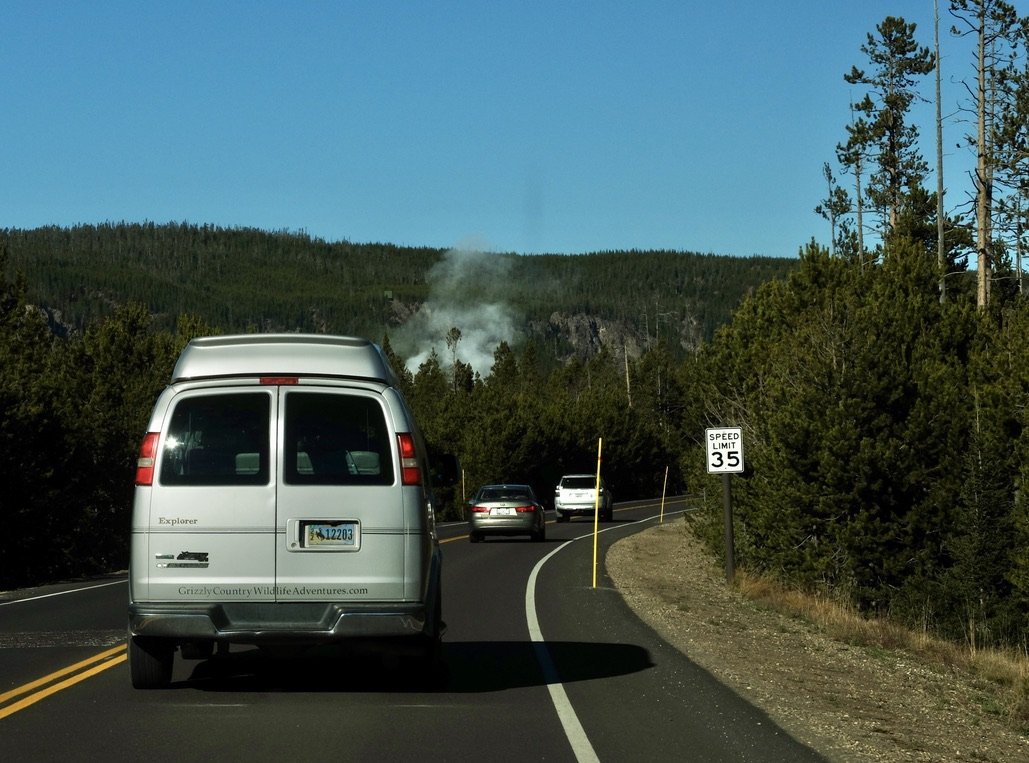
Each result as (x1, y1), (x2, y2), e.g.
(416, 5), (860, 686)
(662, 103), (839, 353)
(129, 635), (174, 689)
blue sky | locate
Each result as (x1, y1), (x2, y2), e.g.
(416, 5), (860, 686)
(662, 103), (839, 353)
(0, 1), (996, 259)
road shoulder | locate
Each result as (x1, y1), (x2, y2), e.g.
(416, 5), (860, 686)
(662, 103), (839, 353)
(606, 519), (1029, 762)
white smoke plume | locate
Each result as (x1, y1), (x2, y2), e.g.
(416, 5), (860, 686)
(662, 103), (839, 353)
(397, 241), (520, 377)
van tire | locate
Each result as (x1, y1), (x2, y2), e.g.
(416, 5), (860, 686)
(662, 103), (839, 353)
(129, 635), (174, 689)
(416, 585), (445, 689)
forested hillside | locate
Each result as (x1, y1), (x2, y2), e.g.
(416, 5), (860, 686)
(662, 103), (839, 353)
(0, 223), (795, 361)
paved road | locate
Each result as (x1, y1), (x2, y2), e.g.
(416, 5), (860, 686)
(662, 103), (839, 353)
(0, 499), (825, 762)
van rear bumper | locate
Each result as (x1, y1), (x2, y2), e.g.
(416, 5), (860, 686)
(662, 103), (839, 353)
(129, 601), (431, 645)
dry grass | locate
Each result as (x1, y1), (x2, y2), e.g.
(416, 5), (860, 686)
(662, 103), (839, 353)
(734, 569), (1029, 726)
(610, 520), (1029, 758)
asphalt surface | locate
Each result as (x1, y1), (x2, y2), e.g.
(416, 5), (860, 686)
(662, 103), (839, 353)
(0, 499), (825, 762)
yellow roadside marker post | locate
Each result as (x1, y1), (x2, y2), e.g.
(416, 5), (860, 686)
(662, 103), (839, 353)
(591, 437), (603, 589)
(659, 465), (669, 522)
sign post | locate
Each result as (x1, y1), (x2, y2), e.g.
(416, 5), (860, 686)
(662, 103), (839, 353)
(706, 427), (744, 583)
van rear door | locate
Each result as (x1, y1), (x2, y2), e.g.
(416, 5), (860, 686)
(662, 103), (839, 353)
(144, 389), (276, 601)
(274, 387), (407, 602)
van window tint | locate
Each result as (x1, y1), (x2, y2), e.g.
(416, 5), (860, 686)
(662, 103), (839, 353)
(160, 393), (270, 485)
(284, 393), (393, 486)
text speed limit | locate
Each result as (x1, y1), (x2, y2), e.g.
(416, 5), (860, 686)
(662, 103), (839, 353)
(706, 427), (744, 474)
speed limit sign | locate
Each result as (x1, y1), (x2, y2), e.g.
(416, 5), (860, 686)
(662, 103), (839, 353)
(706, 427), (744, 473)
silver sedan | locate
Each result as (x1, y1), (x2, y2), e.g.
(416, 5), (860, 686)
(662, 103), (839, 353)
(466, 484), (546, 543)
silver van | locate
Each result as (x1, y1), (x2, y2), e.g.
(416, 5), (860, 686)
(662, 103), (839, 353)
(128, 334), (450, 689)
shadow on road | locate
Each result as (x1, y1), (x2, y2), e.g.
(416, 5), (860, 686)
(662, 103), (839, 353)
(180, 639), (653, 693)
(445, 639), (653, 692)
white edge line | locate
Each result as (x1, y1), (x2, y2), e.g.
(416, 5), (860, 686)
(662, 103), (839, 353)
(526, 540), (601, 763)
(0, 579), (127, 607)
(524, 510), (686, 763)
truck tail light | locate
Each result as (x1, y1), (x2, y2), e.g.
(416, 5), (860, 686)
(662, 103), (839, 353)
(135, 432), (160, 486)
(397, 433), (421, 486)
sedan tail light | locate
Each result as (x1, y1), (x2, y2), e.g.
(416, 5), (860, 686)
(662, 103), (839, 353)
(515, 505), (537, 513)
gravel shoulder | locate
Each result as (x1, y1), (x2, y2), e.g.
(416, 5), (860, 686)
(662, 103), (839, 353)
(606, 519), (1029, 762)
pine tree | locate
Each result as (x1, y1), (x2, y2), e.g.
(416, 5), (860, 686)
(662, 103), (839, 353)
(844, 16), (936, 239)
(950, 0), (1026, 308)
(0, 246), (64, 586)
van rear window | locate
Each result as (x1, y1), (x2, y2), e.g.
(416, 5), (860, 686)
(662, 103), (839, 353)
(160, 393), (271, 486)
(284, 392), (394, 486)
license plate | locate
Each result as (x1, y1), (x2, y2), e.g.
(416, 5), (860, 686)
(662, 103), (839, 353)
(302, 520), (360, 549)
(491, 508), (516, 516)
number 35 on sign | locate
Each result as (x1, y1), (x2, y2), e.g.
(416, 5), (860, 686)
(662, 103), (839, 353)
(706, 427), (745, 474)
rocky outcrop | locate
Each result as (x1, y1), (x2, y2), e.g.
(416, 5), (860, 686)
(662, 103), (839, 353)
(386, 299), (696, 365)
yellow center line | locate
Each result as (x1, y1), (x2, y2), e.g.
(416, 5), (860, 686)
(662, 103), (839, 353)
(0, 643), (127, 720)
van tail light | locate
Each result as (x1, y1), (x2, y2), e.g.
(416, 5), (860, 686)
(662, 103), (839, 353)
(397, 433), (421, 486)
(135, 432), (160, 486)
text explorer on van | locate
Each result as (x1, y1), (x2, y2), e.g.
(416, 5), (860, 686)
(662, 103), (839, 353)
(128, 334), (454, 689)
